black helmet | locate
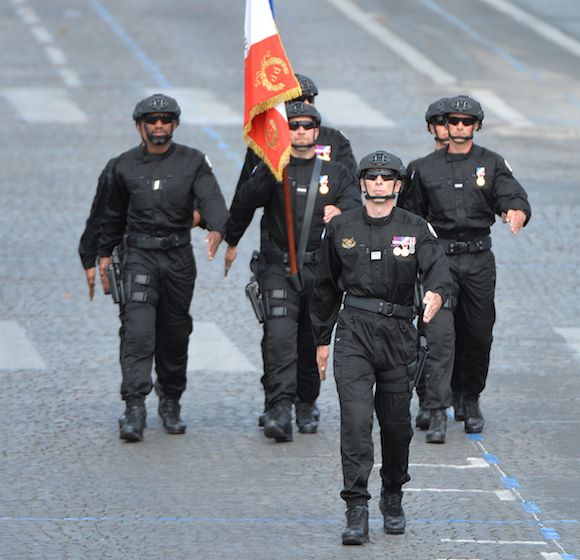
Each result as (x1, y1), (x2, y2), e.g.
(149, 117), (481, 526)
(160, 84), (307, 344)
(133, 93), (181, 122)
(294, 73), (318, 98)
(357, 151), (406, 179)
(425, 97), (448, 124)
(286, 101), (321, 126)
(444, 95), (484, 122)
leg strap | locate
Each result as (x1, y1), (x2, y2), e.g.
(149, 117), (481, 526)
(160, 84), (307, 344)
(377, 366), (413, 393)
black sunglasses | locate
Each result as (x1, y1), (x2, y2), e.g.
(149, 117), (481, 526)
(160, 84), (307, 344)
(446, 116), (477, 126)
(288, 120), (316, 130)
(142, 114), (175, 125)
(364, 172), (396, 181)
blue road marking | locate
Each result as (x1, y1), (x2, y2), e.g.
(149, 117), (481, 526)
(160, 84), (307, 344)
(502, 476), (522, 489)
(541, 527), (560, 540)
(88, 0), (243, 168)
(483, 452), (500, 464)
(523, 501), (542, 514)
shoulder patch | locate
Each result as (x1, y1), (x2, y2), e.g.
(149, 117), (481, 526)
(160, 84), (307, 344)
(427, 222), (438, 238)
(205, 155), (213, 169)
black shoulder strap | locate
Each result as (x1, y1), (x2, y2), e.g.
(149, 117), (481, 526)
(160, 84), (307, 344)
(297, 157), (323, 271)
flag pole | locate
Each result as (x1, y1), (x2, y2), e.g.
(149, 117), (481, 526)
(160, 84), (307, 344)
(282, 166), (301, 291)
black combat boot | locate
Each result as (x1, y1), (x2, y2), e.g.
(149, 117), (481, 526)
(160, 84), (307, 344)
(158, 397), (187, 434)
(415, 407), (431, 430)
(379, 491), (406, 534)
(464, 395), (485, 433)
(119, 403), (146, 442)
(452, 391), (465, 421)
(258, 410), (270, 428)
(426, 408), (447, 443)
(295, 399), (320, 434)
(264, 402), (292, 442)
(341, 505), (369, 545)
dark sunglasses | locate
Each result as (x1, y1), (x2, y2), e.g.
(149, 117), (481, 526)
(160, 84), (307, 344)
(142, 114), (175, 125)
(446, 116), (477, 126)
(288, 120), (316, 130)
(364, 172), (395, 181)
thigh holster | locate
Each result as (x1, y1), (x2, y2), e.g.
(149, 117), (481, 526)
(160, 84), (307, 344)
(264, 289), (300, 320)
(126, 273), (152, 303)
(377, 366), (413, 393)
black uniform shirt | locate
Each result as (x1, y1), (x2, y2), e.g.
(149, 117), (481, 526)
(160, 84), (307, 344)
(400, 144), (531, 240)
(98, 143), (228, 257)
(78, 157), (117, 269)
(225, 155), (361, 252)
(235, 125), (357, 190)
(311, 206), (453, 345)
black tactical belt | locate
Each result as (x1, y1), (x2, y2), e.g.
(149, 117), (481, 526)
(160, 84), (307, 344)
(126, 232), (191, 250)
(344, 295), (416, 320)
(263, 249), (319, 265)
(438, 236), (491, 255)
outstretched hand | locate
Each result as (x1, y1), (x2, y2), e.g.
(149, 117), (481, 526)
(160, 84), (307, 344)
(422, 290), (443, 323)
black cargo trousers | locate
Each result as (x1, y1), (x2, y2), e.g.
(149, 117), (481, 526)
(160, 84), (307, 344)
(258, 261), (319, 411)
(415, 307), (455, 410)
(449, 249), (496, 398)
(118, 245), (196, 405)
(333, 306), (416, 506)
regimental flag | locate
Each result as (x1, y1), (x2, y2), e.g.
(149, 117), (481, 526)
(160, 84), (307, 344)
(244, 0), (301, 180)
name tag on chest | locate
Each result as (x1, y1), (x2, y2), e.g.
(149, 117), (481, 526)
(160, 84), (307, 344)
(370, 251), (382, 261)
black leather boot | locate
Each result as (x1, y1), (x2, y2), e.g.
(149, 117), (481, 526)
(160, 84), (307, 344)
(452, 392), (465, 421)
(464, 396), (484, 433)
(158, 398), (186, 434)
(119, 403), (146, 442)
(264, 403), (292, 442)
(341, 505), (369, 545)
(258, 410), (270, 427)
(379, 491), (406, 534)
(415, 407), (431, 430)
(295, 400), (320, 434)
(426, 408), (447, 443)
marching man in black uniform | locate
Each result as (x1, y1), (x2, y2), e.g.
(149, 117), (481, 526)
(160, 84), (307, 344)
(310, 151), (452, 545)
(402, 95), (531, 434)
(219, 102), (361, 442)
(97, 93), (229, 442)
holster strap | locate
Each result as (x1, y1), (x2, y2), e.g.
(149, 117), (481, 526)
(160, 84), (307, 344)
(126, 231), (191, 250)
(438, 236), (491, 255)
(344, 295), (416, 320)
(377, 366), (413, 393)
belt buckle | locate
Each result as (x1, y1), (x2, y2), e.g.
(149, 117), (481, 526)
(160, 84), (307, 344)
(381, 302), (394, 317)
(451, 241), (468, 254)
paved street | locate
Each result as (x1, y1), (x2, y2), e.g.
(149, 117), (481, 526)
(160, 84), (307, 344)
(0, 0), (579, 558)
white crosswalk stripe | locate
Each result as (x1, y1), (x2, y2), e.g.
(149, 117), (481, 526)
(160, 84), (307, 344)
(0, 321), (46, 371)
(1, 87), (88, 123)
(188, 321), (257, 372)
(315, 89), (396, 128)
(146, 87), (242, 126)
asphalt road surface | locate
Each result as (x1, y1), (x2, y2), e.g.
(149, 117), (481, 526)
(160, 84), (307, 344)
(1, 0), (579, 558)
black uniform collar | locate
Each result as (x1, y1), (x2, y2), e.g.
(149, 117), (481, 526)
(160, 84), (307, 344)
(289, 154), (317, 167)
(444, 143), (476, 162)
(140, 142), (177, 161)
(362, 205), (395, 226)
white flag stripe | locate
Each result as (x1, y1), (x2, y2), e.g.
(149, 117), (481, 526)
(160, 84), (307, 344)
(1, 88), (88, 123)
(146, 88), (241, 126)
(0, 321), (46, 371)
(315, 89), (396, 128)
(188, 322), (257, 372)
(244, 0), (277, 57)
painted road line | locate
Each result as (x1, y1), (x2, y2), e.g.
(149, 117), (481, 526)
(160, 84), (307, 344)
(145, 88), (241, 126)
(325, 0), (456, 85)
(1, 88), (88, 123)
(315, 89), (396, 128)
(442, 538), (547, 545)
(0, 321), (46, 371)
(470, 89), (535, 127)
(555, 327), (580, 358)
(479, 0), (580, 60)
(391, 457), (489, 469)
(189, 321), (257, 372)
(405, 488), (515, 501)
